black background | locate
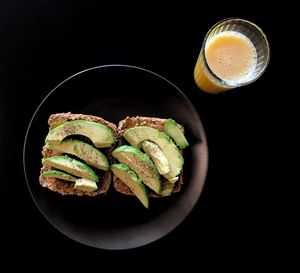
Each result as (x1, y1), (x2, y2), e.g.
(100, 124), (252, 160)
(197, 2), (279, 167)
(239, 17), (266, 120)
(1, 1), (297, 272)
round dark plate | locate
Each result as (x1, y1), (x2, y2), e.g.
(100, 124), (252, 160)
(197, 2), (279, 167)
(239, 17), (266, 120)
(23, 64), (208, 250)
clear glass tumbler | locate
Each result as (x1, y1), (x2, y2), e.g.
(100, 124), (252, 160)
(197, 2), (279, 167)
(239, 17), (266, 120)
(194, 18), (270, 93)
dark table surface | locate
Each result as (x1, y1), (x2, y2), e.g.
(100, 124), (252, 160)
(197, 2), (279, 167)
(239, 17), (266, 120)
(1, 1), (297, 272)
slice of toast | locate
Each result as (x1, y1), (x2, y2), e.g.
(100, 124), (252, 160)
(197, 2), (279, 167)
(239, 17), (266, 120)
(39, 112), (118, 196)
(114, 116), (184, 197)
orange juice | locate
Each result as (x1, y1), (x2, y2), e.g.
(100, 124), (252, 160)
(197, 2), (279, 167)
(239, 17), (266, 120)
(194, 31), (257, 93)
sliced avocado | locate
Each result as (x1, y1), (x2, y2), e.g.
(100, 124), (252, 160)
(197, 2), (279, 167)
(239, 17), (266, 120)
(50, 120), (65, 129)
(164, 118), (189, 149)
(151, 181), (175, 197)
(42, 155), (98, 182)
(123, 126), (183, 182)
(45, 120), (115, 148)
(48, 139), (109, 170)
(74, 178), (98, 192)
(42, 169), (77, 182)
(111, 164), (149, 208)
(168, 176), (179, 183)
(141, 140), (170, 175)
(160, 181), (175, 196)
(112, 145), (161, 194)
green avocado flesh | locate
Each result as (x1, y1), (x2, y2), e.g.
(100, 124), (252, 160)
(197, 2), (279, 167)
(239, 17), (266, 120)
(42, 169), (77, 182)
(111, 164), (149, 208)
(74, 178), (98, 192)
(164, 118), (189, 149)
(152, 181), (175, 197)
(45, 120), (115, 148)
(160, 181), (175, 196)
(47, 139), (109, 170)
(112, 145), (161, 194)
(123, 126), (183, 182)
(141, 140), (170, 175)
(42, 155), (98, 182)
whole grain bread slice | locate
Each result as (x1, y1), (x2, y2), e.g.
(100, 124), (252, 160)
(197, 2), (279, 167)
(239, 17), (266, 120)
(113, 116), (184, 197)
(39, 112), (117, 196)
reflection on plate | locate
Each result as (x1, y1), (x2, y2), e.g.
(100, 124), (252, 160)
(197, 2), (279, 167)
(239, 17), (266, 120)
(23, 64), (208, 249)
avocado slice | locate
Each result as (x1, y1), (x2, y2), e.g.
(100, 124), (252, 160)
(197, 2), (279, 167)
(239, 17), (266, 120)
(112, 145), (161, 194)
(45, 120), (115, 148)
(42, 155), (98, 182)
(164, 118), (189, 149)
(42, 169), (77, 182)
(111, 164), (149, 208)
(168, 176), (179, 183)
(47, 139), (109, 170)
(123, 126), (183, 182)
(141, 140), (170, 175)
(74, 178), (98, 192)
(159, 181), (175, 196)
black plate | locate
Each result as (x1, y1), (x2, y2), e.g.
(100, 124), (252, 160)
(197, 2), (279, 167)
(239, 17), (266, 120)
(23, 64), (208, 250)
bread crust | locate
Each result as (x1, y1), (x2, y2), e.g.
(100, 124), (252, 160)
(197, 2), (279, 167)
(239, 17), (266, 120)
(39, 112), (117, 196)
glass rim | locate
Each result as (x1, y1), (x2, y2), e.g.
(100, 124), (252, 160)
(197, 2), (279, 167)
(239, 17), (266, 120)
(201, 17), (271, 88)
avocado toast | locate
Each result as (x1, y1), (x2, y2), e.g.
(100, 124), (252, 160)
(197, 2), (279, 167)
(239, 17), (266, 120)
(39, 113), (189, 205)
(40, 113), (118, 196)
(112, 116), (188, 203)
